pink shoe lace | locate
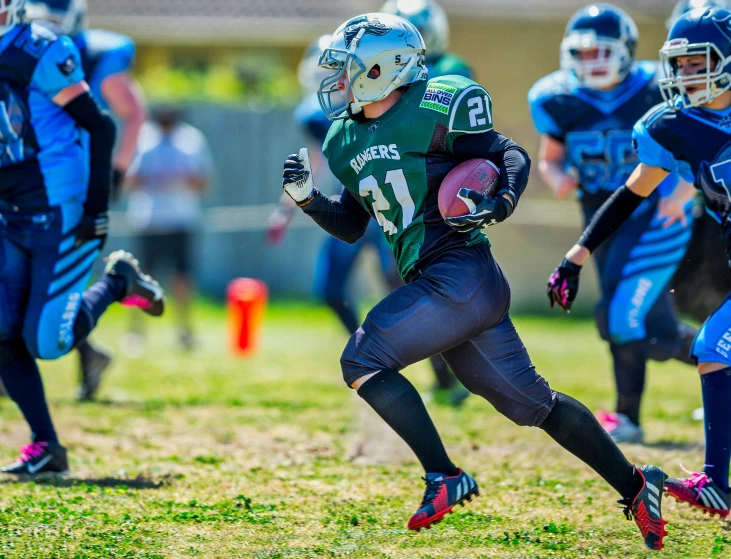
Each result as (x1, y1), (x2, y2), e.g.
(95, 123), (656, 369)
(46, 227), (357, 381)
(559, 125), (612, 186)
(677, 465), (709, 492)
(121, 295), (151, 309)
(19, 442), (47, 463)
(596, 409), (619, 432)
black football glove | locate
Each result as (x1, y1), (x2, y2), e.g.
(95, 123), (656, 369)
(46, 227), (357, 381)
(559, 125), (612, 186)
(444, 188), (514, 233)
(74, 211), (109, 249)
(547, 258), (582, 312)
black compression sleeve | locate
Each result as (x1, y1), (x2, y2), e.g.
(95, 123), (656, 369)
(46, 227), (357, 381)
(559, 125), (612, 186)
(451, 130), (531, 207)
(578, 185), (645, 253)
(302, 189), (371, 244)
(63, 93), (117, 213)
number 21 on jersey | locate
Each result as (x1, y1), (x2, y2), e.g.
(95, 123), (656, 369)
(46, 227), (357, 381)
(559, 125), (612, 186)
(359, 169), (415, 235)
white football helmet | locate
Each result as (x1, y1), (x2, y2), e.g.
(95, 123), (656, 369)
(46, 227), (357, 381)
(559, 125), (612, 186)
(380, 0), (449, 59)
(24, 0), (86, 35)
(318, 13), (428, 120)
(0, 0), (25, 36)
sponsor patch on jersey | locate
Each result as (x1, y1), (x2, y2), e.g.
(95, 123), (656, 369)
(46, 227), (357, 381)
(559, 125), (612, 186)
(419, 83), (457, 114)
(57, 56), (77, 77)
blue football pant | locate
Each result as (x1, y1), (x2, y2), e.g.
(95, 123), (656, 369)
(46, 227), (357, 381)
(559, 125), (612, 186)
(0, 201), (100, 359)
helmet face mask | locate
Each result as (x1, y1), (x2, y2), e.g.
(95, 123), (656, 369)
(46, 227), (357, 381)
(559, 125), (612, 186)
(317, 13), (428, 121)
(659, 38), (731, 108)
(560, 4), (638, 90)
(24, 0), (87, 35)
(561, 31), (632, 89)
(0, 0), (26, 36)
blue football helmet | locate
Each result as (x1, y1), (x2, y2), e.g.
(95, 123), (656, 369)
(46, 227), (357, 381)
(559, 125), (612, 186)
(23, 0), (86, 35)
(560, 3), (638, 89)
(380, 0), (449, 59)
(0, 0), (25, 36)
(667, 0), (729, 30)
(660, 7), (731, 109)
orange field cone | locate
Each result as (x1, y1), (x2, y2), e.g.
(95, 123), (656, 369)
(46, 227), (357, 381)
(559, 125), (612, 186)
(227, 278), (268, 356)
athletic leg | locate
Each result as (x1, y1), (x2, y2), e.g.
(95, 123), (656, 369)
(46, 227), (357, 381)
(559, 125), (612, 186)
(441, 316), (667, 550)
(665, 297), (731, 517)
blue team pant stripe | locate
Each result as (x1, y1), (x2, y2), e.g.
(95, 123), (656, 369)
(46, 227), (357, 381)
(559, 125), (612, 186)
(48, 250), (99, 296)
(53, 240), (99, 275)
(629, 230), (692, 259)
(638, 221), (684, 244)
(622, 247), (687, 277)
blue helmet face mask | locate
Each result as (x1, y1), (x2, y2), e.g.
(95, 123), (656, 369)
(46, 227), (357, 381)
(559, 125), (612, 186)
(0, 0), (25, 36)
(560, 4), (638, 90)
(659, 8), (731, 109)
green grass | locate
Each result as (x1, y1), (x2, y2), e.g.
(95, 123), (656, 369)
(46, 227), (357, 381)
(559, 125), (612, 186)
(0, 302), (723, 558)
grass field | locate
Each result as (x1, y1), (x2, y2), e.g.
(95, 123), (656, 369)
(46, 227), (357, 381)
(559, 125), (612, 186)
(0, 301), (726, 559)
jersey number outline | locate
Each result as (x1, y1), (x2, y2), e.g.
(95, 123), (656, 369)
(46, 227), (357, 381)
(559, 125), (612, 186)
(359, 169), (415, 236)
(467, 95), (492, 128)
(566, 130), (637, 194)
(709, 159), (731, 200)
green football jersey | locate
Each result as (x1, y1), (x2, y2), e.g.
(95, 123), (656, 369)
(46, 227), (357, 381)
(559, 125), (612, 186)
(322, 75), (494, 279)
(427, 53), (474, 80)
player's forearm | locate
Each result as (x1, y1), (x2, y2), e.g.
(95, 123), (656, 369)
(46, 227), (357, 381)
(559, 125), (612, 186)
(64, 93), (117, 213)
(451, 130), (531, 206)
(538, 159), (569, 196)
(113, 111), (145, 172)
(301, 190), (370, 244)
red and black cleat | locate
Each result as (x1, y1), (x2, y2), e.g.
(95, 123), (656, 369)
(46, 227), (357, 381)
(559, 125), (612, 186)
(665, 468), (730, 518)
(619, 465), (668, 551)
(407, 469), (479, 532)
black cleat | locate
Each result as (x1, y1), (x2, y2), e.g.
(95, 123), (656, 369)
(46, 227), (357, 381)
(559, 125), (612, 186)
(104, 251), (165, 317)
(619, 465), (668, 551)
(78, 342), (112, 401)
(2, 441), (69, 477)
(408, 469), (479, 531)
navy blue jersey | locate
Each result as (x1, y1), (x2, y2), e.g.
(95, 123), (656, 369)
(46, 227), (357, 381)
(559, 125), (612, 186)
(528, 61), (677, 209)
(0, 23), (88, 207)
(635, 101), (731, 221)
(74, 29), (135, 111)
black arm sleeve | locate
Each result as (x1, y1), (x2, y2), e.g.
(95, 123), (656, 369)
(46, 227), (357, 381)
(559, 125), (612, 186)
(63, 93), (117, 214)
(302, 188), (371, 244)
(577, 185), (646, 253)
(451, 130), (531, 207)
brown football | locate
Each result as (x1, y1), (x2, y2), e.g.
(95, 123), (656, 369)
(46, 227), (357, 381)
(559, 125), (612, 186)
(438, 159), (501, 218)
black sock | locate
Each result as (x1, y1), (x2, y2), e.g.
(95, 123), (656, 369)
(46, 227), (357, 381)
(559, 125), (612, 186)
(610, 341), (647, 426)
(540, 392), (643, 500)
(429, 355), (456, 390)
(73, 275), (126, 344)
(357, 369), (458, 476)
(0, 338), (57, 443)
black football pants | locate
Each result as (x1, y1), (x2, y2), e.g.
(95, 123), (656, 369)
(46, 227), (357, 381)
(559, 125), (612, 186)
(340, 243), (556, 427)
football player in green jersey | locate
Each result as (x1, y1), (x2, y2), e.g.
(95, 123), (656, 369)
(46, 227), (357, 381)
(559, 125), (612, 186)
(281, 13), (669, 550)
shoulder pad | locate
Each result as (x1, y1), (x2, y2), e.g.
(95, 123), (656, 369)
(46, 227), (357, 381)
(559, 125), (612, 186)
(527, 70), (576, 105)
(419, 75), (493, 133)
(82, 29), (134, 53)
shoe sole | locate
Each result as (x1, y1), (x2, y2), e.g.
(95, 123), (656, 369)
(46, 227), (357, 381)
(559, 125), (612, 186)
(665, 488), (730, 519)
(638, 469), (668, 551)
(3, 469), (70, 481)
(408, 487), (480, 532)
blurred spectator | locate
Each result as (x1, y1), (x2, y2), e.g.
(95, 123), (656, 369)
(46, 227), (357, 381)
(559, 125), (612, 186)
(126, 106), (213, 350)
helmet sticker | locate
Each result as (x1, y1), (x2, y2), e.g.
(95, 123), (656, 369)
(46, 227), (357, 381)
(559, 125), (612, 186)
(419, 82), (456, 114)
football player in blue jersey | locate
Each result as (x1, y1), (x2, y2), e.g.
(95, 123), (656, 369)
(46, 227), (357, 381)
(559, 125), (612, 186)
(548, 6), (731, 518)
(0, 0), (164, 476)
(665, 0), (731, 329)
(23, 0), (147, 400)
(268, 29), (471, 405)
(530, 4), (698, 445)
